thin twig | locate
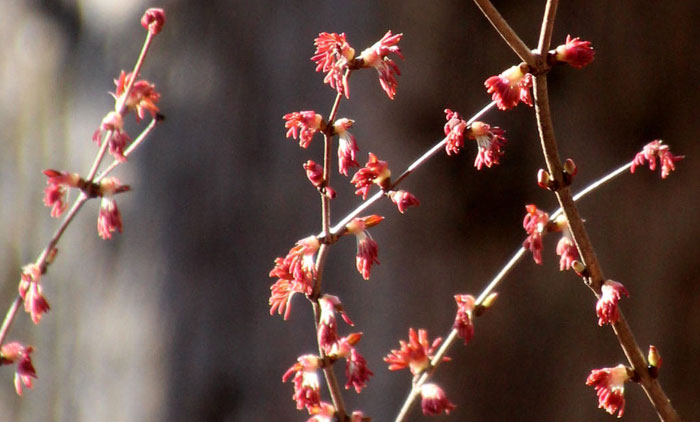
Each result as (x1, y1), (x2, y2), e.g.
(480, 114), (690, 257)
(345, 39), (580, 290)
(472, 0), (536, 66)
(537, 0), (559, 54)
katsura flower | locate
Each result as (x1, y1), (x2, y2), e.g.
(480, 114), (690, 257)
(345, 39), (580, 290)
(141, 8), (166, 36)
(304, 160), (324, 188)
(388, 190), (420, 214)
(420, 383), (456, 416)
(283, 355), (322, 413)
(467, 121), (507, 170)
(269, 236), (321, 319)
(93, 111), (132, 162)
(0, 342), (38, 396)
(453, 294), (476, 345)
(586, 364), (630, 418)
(312, 32), (355, 98)
(334, 118), (360, 176)
(556, 235), (579, 271)
(630, 140), (684, 179)
(345, 347), (373, 393)
(317, 295), (354, 352)
(484, 64), (533, 110)
(18, 264), (50, 324)
(283, 111), (323, 148)
(357, 31), (404, 99)
(112, 71), (161, 122)
(350, 153), (391, 200)
(596, 280), (629, 326)
(554, 35), (595, 69)
(443, 109), (468, 156)
(42, 170), (81, 218)
(522, 205), (550, 265)
(346, 218), (380, 280)
(96, 178), (129, 240)
(384, 328), (449, 376)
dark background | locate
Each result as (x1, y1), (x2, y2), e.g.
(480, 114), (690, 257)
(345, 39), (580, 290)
(0, 1), (697, 421)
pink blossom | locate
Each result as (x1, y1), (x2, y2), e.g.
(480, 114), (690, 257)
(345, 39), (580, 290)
(443, 109), (467, 155)
(112, 71), (161, 122)
(350, 153), (391, 200)
(304, 160), (324, 188)
(388, 190), (420, 214)
(630, 140), (684, 179)
(311, 33), (355, 98)
(355, 230), (379, 280)
(42, 170), (81, 218)
(586, 364), (630, 418)
(384, 328), (449, 376)
(317, 295), (354, 353)
(18, 264), (50, 324)
(283, 355), (322, 413)
(269, 236), (320, 319)
(97, 198), (123, 239)
(141, 8), (166, 35)
(522, 205), (549, 265)
(306, 402), (336, 422)
(467, 121), (507, 170)
(283, 111), (323, 148)
(554, 35), (595, 68)
(93, 112), (132, 162)
(556, 234), (579, 271)
(420, 383), (456, 416)
(0, 342), (37, 396)
(357, 31), (404, 99)
(596, 280), (629, 326)
(484, 64), (533, 110)
(453, 294), (475, 345)
(345, 347), (373, 393)
(334, 118), (360, 176)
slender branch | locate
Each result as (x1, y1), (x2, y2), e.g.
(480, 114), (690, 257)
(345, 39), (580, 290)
(533, 73), (680, 421)
(472, 0), (536, 66)
(537, 0), (559, 54)
(312, 298), (348, 421)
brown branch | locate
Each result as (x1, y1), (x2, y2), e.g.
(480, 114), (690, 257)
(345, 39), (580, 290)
(473, 0), (536, 66)
(537, 0), (559, 53)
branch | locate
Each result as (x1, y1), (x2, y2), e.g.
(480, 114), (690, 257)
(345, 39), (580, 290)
(537, 0), (559, 53)
(473, 0), (536, 66)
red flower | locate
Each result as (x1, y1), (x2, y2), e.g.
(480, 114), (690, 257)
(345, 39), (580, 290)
(522, 205), (549, 265)
(0, 342), (38, 396)
(443, 109), (468, 156)
(384, 328), (448, 376)
(350, 153), (391, 200)
(346, 218), (380, 280)
(358, 31), (404, 99)
(141, 8), (165, 35)
(306, 402), (336, 422)
(345, 347), (373, 393)
(18, 264), (50, 325)
(453, 294), (475, 345)
(96, 178), (128, 240)
(334, 118), (360, 176)
(304, 160), (324, 188)
(312, 33), (355, 98)
(283, 111), (323, 148)
(269, 236), (320, 319)
(556, 234), (579, 271)
(317, 295), (354, 352)
(93, 112), (132, 162)
(630, 140), (684, 179)
(42, 170), (81, 218)
(388, 190), (420, 214)
(596, 280), (629, 326)
(554, 35), (595, 69)
(586, 364), (630, 418)
(467, 121), (507, 170)
(283, 355), (322, 413)
(112, 71), (161, 122)
(420, 383), (456, 416)
(484, 64), (533, 110)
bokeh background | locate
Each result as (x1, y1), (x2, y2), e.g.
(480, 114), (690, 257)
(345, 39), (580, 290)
(0, 1), (698, 421)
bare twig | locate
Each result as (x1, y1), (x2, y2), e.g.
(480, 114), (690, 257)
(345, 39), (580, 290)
(472, 0), (536, 66)
(537, 0), (559, 54)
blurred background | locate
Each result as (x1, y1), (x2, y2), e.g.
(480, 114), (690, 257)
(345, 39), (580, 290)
(0, 0), (697, 421)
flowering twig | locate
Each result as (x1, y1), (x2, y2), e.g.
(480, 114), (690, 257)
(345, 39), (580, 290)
(472, 0), (536, 67)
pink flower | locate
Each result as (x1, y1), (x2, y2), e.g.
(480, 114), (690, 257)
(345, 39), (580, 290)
(554, 35), (595, 69)
(556, 234), (579, 271)
(283, 355), (322, 413)
(112, 71), (161, 122)
(350, 153), (391, 200)
(484, 64), (533, 110)
(269, 236), (320, 319)
(317, 295), (354, 352)
(93, 112), (132, 162)
(522, 205), (549, 265)
(334, 118), (360, 176)
(443, 109), (468, 155)
(467, 121), (507, 170)
(0, 342), (38, 396)
(586, 364), (630, 418)
(420, 383), (456, 416)
(312, 33), (355, 98)
(42, 170), (81, 218)
(96, 178), (128, 240)
(304, 160), (324, 188)
(357, 31), (404, 99)
(345, 347), (373, 393)
(630, 140), (684, 179)
(453, 294), (475, 345)
(388, 190), (420, 214)
(306, 402), (336, 422)
(384, 328), (449, 376)
(283, 111), (323, 148)
(141, 8), (166, 35)
(596, 280), (629, 326)
(18, 264), (50, 325)
(346, 218), (380, 280)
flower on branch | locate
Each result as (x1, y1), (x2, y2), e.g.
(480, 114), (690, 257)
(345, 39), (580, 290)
(630, 140), (684, 179)
(350, 153), (391, 200)
(596, 280), (629, 326)
(42, 170), (81, 218)
(96, 178), (129, 240)
(346, 218), (381, 280)
(93, 112), (132, 162)
(556, 235), (579, 271)
(586, 364), (630, 418)
(554, 35), (595, 69)
(304, 160), (324, 188)
(388, 190), (420, 214)
(283, 111), (324, 148)
(453, 294), (476, 345)
(443, 109), (468, 155)
(312, 33), (355, 98)
(522, 205), (550, 265)
(384, 328), (449, 376)
(283, 354), (322, 413)
(141, 8), (166, 36)
(317, 295), (354, 352)
(484, 64), (533, 110)
(357, 31), (404, 99)
(420, 383), (456, 416)
(345, 347), (373, 393)
(0, 342), (38, 396)
(269, 236), (320, 319)
(467, 121), (507, 170)
(334, 118), (360, 176)
(306, 402), (336, 422)
(112, 71), (161, 122)
(18, 264), (50, 325)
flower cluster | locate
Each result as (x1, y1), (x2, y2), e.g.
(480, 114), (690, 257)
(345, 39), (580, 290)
(596, 280), (629, 326)
(553, 35), (595, 68)
(283, 355), (323, 412)
(312, 33), (355, 98)
(443, 110), (508, 169)
(484, 64), (533, 110)
(586, 364), (630, 418)
(269, 236), (321, 319)
(284, 111), (324, 148)
(328, 332), (373, 393)
(388, 190), (420, 214)
(420, 383), (456, 416)
(18, 264), (50, 324)
(42, 170), (81, 218)
(350, 153), (391, 200)
(384, 328), (449, 376)
(357, 31), (404, 99)
(522, 206), (580, 269)
(630, 140), (684, 179)
(0, 342), (37, 396)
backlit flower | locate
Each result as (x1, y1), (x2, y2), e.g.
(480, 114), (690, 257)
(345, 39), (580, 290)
(556, 232), (579, 271)
(484, 64), (533, 110)
(283, 111), (324, 148)
(345, 347), (373, 393)
(96, 178), (128, 240)
(346, 218), (380, 280)
(141, 8), (166, 36)
(269, 236), (320, 319)
(467, 121), (507, 170)
(443, 109), (467, 156)
(93, 112), (132, 162)
(0, 342), (38, 396)
(384, 328), (449, 376)
(283, 355), (322, 413)
(453, 294), (475, 345)
(112, 71), (161, 122)
(357, 31), (404, 99)
(42, 170), (81, 218)
(317, 295), (354, 352)
(388, 190), (420, 214)
(420, 383), (456, 416)
(18, 264), (50, 324)
(334, 118), (360, 176)
(630, 140), (684, 179)
(350, 153), (391, 200)
(586, 364), (630, 418)
(304, 160), (324, 188)
(312, 33), (355, 98)
(596, 280), (629, 326)
(554, 35), (594, 69)
(522, 205), (549, 265)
